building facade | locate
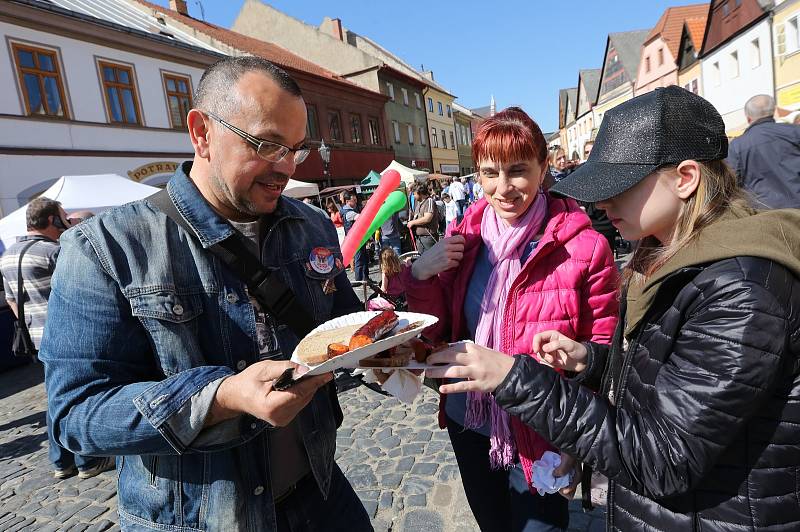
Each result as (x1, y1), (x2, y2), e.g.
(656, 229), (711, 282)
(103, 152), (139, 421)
(423, 85), (459, 175)
(452, 102), (474, 175)
(593, 30), (650, 131)
(635, 4), (710, 96)
(133, 0), (394, 185)
(700, 0), (773, 136)
(773, 0), (800, 113)
(0, 0), (222, 216)
(677, 15), (709, 95)
(574, 69), (601, 160)
(564, 88), (580, 160)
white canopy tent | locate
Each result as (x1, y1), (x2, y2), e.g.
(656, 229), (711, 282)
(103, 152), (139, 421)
(0, 174), (160, 253)
(282, 179), (320, 199)
(381, 161), (429, 186)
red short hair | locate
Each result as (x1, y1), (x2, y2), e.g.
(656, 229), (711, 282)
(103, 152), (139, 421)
(472, 107), (547, 166)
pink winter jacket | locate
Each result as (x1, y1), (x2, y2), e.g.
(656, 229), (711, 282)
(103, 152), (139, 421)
(402, 194), (620, 431)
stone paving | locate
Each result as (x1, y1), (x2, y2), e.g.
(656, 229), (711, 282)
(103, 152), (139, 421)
(0, 362), (605, 531)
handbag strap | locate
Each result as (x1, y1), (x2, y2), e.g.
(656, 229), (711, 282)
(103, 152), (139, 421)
(15, 238), (41, 331)
(148, 189), (317, 338)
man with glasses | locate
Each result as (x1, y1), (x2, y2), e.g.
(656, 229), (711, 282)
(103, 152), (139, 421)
(40, 57), (370, 530)
(0, 198), (114, 480)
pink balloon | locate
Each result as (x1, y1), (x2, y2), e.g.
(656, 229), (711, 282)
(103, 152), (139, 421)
(341, 169), (402, 266)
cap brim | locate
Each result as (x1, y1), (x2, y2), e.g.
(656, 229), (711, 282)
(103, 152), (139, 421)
(550, 161), (659, 203)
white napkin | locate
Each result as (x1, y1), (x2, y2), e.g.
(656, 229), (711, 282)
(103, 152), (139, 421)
(531, 451), (573, 496)
(358, 368), (422, 404)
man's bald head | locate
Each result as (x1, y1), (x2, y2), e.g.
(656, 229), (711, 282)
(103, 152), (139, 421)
(744, 94), (775, 122)
(194, 56), (302, 120)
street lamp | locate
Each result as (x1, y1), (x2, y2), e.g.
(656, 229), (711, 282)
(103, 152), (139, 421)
(318, 139), (332, 188)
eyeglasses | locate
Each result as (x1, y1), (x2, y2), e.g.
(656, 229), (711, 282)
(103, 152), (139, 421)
(205, 111), (310, 165)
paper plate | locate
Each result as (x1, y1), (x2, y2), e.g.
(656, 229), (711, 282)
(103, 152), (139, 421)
(291, 311), (439, 376)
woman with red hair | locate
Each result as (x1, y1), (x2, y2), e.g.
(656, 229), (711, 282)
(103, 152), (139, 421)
(402, 107), (618, 530)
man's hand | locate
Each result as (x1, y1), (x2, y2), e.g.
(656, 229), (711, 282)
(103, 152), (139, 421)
(209, 360), (333, 427)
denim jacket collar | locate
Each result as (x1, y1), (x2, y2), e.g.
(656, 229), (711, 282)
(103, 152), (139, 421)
(166, 161), (305, 249)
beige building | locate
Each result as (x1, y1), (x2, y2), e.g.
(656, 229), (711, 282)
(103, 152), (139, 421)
(424, 84), (459, 175)
(774, 0), (800, 113)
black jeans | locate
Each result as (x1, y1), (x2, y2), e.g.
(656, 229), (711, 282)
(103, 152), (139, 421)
(275, 463), (372, 531)
(353, 248), (368, 281)
(446, 417), (569, 532)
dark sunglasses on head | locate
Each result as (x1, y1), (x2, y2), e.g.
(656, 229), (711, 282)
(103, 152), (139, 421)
(51, 215), (68, 230)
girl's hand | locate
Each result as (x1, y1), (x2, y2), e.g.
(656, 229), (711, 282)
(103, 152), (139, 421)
(554, 453), (582, 500)
(410, 235), (465, 281)
(532, 331), (588, 373)
(425, 342), (515, 394)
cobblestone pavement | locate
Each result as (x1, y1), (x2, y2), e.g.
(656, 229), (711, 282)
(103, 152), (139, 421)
(0, 363), (605, 531)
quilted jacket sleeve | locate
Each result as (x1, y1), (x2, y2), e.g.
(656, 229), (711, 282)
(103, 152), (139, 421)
(575, 233), (619, 344)
(401, 265), (452, 343)
(493, 276), (790, 499)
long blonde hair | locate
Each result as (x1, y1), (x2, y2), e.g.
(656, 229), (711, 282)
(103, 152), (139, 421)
(380, 247), (402, 277)
(624, 159), (756, 287)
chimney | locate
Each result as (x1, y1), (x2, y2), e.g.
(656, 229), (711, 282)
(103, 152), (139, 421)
(320, 17), (345, 41)
(169, 0), (189, 16)
(490, 95), (496, 116)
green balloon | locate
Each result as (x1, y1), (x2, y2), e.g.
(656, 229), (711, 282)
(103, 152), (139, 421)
(357, 190), (407, 250)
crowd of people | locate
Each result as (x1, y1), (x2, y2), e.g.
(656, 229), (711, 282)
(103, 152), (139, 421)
(3, 54), (799, 532)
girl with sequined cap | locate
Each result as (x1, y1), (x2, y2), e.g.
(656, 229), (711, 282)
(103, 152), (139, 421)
(402, 106), (619, 531)
(427, 86), (800, 531)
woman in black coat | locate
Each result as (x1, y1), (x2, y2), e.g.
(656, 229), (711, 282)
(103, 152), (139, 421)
(428, 87), (800, 531)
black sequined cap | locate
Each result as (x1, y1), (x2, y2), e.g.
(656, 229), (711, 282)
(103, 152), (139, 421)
(551, 85), (728, 203)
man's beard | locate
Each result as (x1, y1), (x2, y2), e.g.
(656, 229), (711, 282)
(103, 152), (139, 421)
(208, 165), (288, 219)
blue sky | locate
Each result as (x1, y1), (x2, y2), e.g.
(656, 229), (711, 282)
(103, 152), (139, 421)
(154, 0), (686, 132)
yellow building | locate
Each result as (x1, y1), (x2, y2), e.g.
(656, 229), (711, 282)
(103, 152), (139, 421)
(774, 0), (800, 112)
(677, 62), (703, 96)
(423, 84), (459, 176)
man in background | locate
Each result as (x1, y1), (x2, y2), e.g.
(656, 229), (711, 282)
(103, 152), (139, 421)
(728, 94), (800, 209)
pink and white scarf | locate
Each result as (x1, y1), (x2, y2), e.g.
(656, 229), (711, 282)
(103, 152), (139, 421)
(465, 191), (548, 475)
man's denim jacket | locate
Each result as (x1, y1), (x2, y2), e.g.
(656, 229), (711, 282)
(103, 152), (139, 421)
(39, 162), (361, 530)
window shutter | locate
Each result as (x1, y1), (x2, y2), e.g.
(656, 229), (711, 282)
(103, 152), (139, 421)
(776, 22), (786, 59)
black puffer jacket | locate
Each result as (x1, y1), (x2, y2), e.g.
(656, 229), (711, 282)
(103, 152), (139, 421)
(494, 254), (800, 531)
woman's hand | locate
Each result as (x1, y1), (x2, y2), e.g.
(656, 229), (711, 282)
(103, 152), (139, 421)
(554, 453), (582, 500)
(532, 331), (588, 373)
(410, 235), (465, 281)
(425, 342), (515, 394)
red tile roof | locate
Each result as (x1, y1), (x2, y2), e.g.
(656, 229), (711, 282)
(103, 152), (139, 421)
(646, 3), (710, 59)
(133, 0), (378, 95)
(685, 15), (708, 50)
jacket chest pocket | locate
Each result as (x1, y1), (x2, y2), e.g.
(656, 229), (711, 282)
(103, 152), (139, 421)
(130, 291), (207, 375)
(283, 247), (344, 323)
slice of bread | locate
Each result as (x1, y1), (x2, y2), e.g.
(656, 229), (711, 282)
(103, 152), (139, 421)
(296, 324), (361, 365)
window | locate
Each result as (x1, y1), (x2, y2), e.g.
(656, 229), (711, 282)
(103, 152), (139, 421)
(306, 104), (319, 139)
(427, 97), (434, 112)
(98, 61), (141, 124)
(419, 126), (426, 146)
(368, 117), (380, 144)
(438, 102), (443, 116)
(449, 131), (456, 150)
(431, 127), (438, 148)
(658, 48), (664, 66)
(328, 110), (342, 141)
(751, 39), (761, 68)
(392, 120), (401, 143)
(415, 93), (422, 109)
(163, 73), (192, 129)
(730, 50), (739, 78)
(407, 124), (414, 144)
(712, 61), (721, 86)
(645, 57), (651, 73)
(441, 129), (447, 148)
(691, 79), (698, 94)
(386, 82), (395, 101)
(789, 17), (800, 55)
(350, 114), (363, 143)
(722, 1), (730, 17)
(401, 87), (408, 106)
(446, 104), (451, 117)
(11, 42), (68, 118)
